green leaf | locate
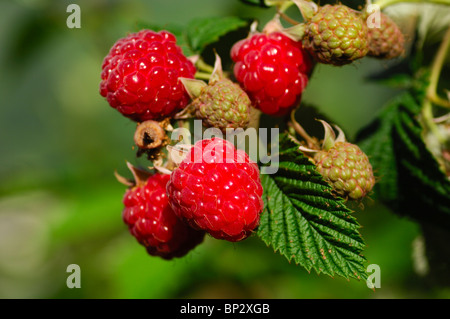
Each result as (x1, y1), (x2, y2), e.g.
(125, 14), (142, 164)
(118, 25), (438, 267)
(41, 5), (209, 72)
(357, 94), (406, 204)
(186, 17), (248, 53)
(135, 17), (249, 56)
(371, 73), (413, 89)
(392, 102), (450, 226)
(357, 91), (450, 229)
(258, 134), (367, 281)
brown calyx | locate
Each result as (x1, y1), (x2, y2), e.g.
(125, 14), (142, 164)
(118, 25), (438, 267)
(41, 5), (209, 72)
(134, 120), (168, 150)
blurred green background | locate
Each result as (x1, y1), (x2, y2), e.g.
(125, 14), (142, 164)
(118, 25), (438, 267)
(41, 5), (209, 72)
(0, 0), (449, 299)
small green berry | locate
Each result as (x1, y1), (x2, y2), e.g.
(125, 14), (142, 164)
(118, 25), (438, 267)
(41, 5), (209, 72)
(314, 142), (375, 200)
(303, 4), (369, 66)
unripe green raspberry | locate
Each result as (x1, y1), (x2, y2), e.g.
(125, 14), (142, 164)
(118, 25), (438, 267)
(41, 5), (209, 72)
(314, 142), (375, 200)
(191, 78), (251, 132)
(303, 4), (369, 66)
(366, 12), (405, 59)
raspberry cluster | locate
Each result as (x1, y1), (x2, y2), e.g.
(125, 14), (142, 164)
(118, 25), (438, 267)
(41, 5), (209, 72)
(100, 29), (267, 260)
(98, 5), (387, 260)
(119, 137), (264, 259)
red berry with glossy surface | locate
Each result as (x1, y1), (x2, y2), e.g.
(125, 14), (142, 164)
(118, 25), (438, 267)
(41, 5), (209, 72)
(123, 173), (205, 260)
(100, 29), (196, 122)
(231, 32), (312, 116)
(166, 138), (264, 242)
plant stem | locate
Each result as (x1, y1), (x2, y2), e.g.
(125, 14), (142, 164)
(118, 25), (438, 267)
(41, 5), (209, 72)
(427, 26), (450, 109)
(278, 10), (301, 25)
(375, 0), (450, 10)
(428, 95), (450, 108)
(422, 100), (445, 143)
(421, 26), (450, 143)
(195, 72), (212, 81)
(196, 58), (215, 74)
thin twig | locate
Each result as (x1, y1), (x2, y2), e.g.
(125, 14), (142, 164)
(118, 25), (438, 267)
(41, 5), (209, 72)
(289, 109), (317, 148)
(427, 26), (450, 109)
(278, 10), (301, 25)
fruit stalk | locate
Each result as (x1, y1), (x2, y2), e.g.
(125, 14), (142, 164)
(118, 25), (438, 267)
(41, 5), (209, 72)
(422, 26), (450, 144)
(278, 10), (301, 25)
(195, 58), (215, 74)
(289, 109), (317, 149)
(194, 72), (213, 81)
(426, 26), (450, 109)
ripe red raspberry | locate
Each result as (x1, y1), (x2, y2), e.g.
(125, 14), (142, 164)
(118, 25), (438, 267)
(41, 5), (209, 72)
(166, 138), (264, 242)
(123, 172), (205, 260)
(100, 29), (196, 122)
(231, 32), (312, 116)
